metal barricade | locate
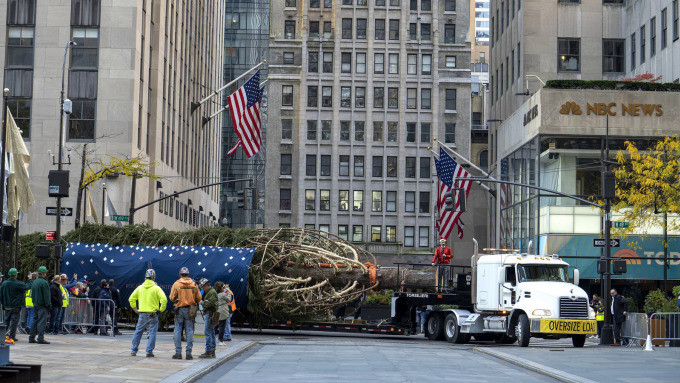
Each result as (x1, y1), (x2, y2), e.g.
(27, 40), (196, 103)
(648, 312), (680, 347)
(62, 297), (117, 336)
(622, 313), (648, 347)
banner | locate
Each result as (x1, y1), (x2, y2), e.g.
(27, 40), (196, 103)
(62, 243), (255, 309)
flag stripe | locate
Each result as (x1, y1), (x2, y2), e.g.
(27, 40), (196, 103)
(226, 71), (263, 158)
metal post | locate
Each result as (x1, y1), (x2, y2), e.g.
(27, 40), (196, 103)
(129, 175), (137, 225)
(600, 115), (614, 346)
(101, 182), (106, 225)
(664, 211), (668, 292)
(0, 88), (9, 273)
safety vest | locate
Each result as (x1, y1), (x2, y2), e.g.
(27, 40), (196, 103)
(596, 307), (604, 322)
(25, 290), (33, 308)
(59, 285), (69, 308)
(226, 289), (236, 311)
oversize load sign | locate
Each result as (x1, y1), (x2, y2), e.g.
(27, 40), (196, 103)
(539, 319), (596, 334)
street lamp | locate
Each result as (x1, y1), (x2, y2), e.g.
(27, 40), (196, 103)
(54, 40), (77, 272)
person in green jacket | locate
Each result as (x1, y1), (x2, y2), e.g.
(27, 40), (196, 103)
(29, 266), (51, 344)
(198, 278), (218, 359)
(0, 268), (32, 343)
(129, 269), (167, 357)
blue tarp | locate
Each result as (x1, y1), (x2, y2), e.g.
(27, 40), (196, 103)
(61, 243), (255, 309)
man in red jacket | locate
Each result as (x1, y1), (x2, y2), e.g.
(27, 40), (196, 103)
(432, 238), (453, 291)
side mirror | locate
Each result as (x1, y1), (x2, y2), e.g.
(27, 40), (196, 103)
(573, 269), (580, 286)
(497, 267), (505, 284)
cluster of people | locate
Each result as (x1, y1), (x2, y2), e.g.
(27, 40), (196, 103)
(590, 289), (629, 345)
(129, 267), (236, 359)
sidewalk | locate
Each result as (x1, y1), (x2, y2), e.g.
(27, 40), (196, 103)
(6, 332), (255, 383)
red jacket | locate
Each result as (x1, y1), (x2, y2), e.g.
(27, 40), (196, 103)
(432, 246), (453, 265)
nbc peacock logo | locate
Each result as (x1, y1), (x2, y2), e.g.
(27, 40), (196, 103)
(613, 249), (641, 265)
(559, 101), (582, 115)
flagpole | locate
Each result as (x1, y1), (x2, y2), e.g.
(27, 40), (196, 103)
(426, 146), (492, 193)
(202, 79), (269, 126)
(434, 139), (499, 184)
(191, 60), (266, 114)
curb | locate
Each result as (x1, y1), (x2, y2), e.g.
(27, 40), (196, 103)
(474, 347), (598, 383)
(160, 341), (257, 383)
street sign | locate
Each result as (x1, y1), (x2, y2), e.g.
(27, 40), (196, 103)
(110, 215), (129, 222)
(45, 230), (56, 241)
(45, 207), (73, 216)
(613, 221), (629, 229)
(593, 238), (620, 248)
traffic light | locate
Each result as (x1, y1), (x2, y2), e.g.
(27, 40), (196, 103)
(237, 190), (245, 209)
(445, 190), (466, 212)
(444, 191), (454, 211)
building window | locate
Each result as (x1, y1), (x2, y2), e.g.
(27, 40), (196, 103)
(405, 157), (416, 178)
(422, 54), (431, 74)
(444, 24), (455, 43)
(353, 190), (364, 211)
(341, 52), (351, 73)
(421, 89), (431, 110)
(321, 120), (331, 140)
(309, 51), (318, 72)
(404, 226), (415, 247)
(388, 53), (399, 74)
(354, 155), (364, 177)
(355, 87), (365, 108)
(557, 38), (580, 72)
(68, 100), (96, 140)
(406, 123), (416, 143)
(602, 39), (624, 73)
(284, 20), (295, 39)
(651, 17), (657, 57)
(71, 0), (100, 26)
(280, 189), (291, 210)
(386, 226), (396, 242)
(355, 121), (365, 141)
(285, 0), (296, 6)
(339, 155), (350, 176)
(673, 0), (679, 41)
(405, 192), (415, 212)
(375, 19), (385, 40)
(409, 23), (417, 41)
(389, 19), (399, 40)
(356, 52), (366, 73)
(374, 53), (384, 74)
(517, 42), (521, 78)
(309, 21), (320, 38)
(387, 122), (398, 142)
(630, 33), (636, 69)
(71, 28), (99, 68)
(640, 26), (646, 64)
(386, 191), (397, 212)
(282, 85), (293, 106)
(387, 156), (397, 177)
(280, 154), (292, 175)
(372, 191), (382, 212)
(338, 225), (348, 240)
(307, 86), (318, 107)
(341, 86), (351, 107)
(419, 191), (430, 213)
(305, 224), (315, 230)
(6, 99), (30, 138)
(388, 87), (398, 109)
(352, 225), (363, 242)
(371, 226), (382, 242)
(410, 0), (417, 11)
(420, 123), (431, 143)
(340, 121), (350, 141)
(374, 87), (384, 108)
(320, 190), (330, 211)
(373, 121), (383, 141)
(421, 23), (431, 40)
(372, 156), (383, 178)
(407, 88), (417, 109)
(662, 8), (668, 49)
(390, 0), (399, 5)
(445, 0), (455, 11)
(419, 227), (429, 247)
(343, 0), (352, 4)
(342, 18), (352, 39)
(282, 119), (292, 139)
(305, 190), (316, 210)
(323, 21), (331, 38)
(446, 56), (456, 68)
(376, 0), (385, 5)
(357, 18), (367, 39)
(322, 86), (332, 107)
(323, 52), (333, 72)
(407, 54), (417, 75)
(306, 154), (316, 176)
(445, 89), (456, 110)
(321, 155), (331, 176)
(420, 157), (430, 178)
(445, 123), (455, 143)
(339, 190), (349, 211)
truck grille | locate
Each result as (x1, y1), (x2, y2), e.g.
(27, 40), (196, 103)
(559, 297), (588, 319)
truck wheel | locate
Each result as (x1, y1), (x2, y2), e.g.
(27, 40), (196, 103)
(426, 313), (444, 341)
(515, 313), (531, 347)
(572, 334), (586, 348)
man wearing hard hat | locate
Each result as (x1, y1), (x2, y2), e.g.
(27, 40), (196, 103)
(29, 266), (51, 344)
(0, 268), (33, 344)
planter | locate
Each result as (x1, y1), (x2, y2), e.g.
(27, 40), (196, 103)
(359, 304), (391, 321)
(642, 318), (666, 347)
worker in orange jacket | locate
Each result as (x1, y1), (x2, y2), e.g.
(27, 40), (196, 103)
(432, 238), (453, 291)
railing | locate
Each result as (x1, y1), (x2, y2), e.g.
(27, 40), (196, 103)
(62, 297), (117, 336)
(622, 313), (648, 347)
(622, 312), (680, 349)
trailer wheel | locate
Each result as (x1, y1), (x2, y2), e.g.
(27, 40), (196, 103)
(426, 313), (444, 341)
(572, 334), (586, 348)
(515, 313), (531, 347)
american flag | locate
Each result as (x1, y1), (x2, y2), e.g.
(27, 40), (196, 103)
(435, 148), (472, 240)
(227, 71), (263, 157)
(499, 158), (511, 243)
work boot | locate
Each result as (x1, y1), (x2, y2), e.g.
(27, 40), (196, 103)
(37, 340), (50, 344)
(146, 353), (155, 357)
(28, 338), (36, 344)
(211, 351), (216, 358)
(198, 352), (212, 359)
(172, 354), (182, 360)
(185, 353), (193, 360)
(4, 335), (14, 344)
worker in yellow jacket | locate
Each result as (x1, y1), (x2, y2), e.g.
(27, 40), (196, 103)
(128, 269), (167, 357)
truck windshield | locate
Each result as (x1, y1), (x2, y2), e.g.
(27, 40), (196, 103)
(517, 265), (568, 282)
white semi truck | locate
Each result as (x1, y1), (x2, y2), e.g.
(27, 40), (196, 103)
(421, 240), (597, 347)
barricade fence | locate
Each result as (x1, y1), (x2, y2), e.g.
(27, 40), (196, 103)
(622, 312), (680, 349)
(622, 313), (648, 347)
(62, 297), (117, 336)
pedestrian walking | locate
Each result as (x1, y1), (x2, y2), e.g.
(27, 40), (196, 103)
(198, 278), (217, 358)
(431, 238), (453, 291)
(29, 266), (51, 344)
(0, 268), (33, 343)
(169, 267), (201, 360)
(129, 269), (167, 357)
(610, 289), (628, 346)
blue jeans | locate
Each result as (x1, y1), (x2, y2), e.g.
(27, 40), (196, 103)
(225, 315), (232, 340)
(5, 308), (21, 338)
(29, 307), (48, 342)
(173, 307), (194, 355)
(131, 312), (159, 355)
(50, 306), (62, 334)
(416, 310), (428, 333)
(26, 307), (34, 330)
(204, 313), (216, 352)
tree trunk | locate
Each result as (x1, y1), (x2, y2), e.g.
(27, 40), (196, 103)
(275, 266), (438, 291)
(74, 143), (87, 228)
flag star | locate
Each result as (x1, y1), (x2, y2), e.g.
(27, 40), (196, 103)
(90, 259), (93, 263)
(202, 268), (206, 272)
(72, 252), (75, 255)
(198, 262), (202, 266)
(80, 261), (85, 264)
(229, 256), (233, 260)
(241, 257), (245, 261)
(65, 261), (70, 266)
(204, 252), (208, 256)
(99, 249), (103, 253)
(103, 257), (107, 261)
(110, 260), (114, 263)
(120, 249), (124, 252)
(240, 278), (244, 282)
(131, 252), (135, 256)
(224, 263), (228, 267)
(228, 269), (232, 273)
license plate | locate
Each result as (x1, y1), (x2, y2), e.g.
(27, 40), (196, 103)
(539, 319), (596, 334)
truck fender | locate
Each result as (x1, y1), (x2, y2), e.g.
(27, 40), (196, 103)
(439, 309), (473, 325)
(506, 309), (525, 336)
